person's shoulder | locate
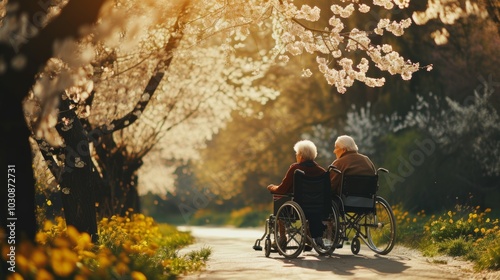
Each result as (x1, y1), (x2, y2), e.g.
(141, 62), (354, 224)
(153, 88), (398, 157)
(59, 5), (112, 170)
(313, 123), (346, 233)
(358, 153), (373, 161)
(313, 161), (327, 171)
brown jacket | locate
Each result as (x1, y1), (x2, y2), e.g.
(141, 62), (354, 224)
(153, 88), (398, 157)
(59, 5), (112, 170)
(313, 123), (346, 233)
(330, 151), (376, 195)
(269, 160), (326, 194)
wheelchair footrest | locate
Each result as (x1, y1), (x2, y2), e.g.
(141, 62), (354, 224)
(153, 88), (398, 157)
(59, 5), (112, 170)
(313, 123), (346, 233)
(253, 245), (262, 251)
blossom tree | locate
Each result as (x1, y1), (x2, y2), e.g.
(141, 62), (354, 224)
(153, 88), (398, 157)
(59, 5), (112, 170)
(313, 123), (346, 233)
(1, 0), (424, 238)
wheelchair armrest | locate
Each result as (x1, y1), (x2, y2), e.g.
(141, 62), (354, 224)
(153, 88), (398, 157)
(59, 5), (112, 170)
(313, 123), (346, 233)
(270, 191), (293, 197)
(328, 164), (342, 174)
(377, 167), (389, 173)
(270, 192), (293, 197)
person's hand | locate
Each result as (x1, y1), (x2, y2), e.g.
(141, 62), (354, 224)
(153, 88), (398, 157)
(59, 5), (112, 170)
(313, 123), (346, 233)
(267, 184), (276, 192)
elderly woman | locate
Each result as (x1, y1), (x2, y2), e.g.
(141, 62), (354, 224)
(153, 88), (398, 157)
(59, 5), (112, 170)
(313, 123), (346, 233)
(267, 140), (326, 249)
(330, 135), (376, 195)
(267, 140), (326, 194)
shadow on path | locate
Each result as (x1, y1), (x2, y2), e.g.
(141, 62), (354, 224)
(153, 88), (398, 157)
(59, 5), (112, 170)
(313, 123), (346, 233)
(275, 251), (411, 277)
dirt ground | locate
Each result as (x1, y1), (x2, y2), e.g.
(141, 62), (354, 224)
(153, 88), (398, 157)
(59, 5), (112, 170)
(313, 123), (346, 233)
(178, 226), (500, 280)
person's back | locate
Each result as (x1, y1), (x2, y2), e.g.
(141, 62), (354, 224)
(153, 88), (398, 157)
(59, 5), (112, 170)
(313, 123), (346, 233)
(330, 136), (376, 195)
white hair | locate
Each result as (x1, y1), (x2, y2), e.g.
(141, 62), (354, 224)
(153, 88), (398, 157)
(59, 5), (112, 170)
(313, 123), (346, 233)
(294, 140), (318, 160)
(335, 135), (358, 152)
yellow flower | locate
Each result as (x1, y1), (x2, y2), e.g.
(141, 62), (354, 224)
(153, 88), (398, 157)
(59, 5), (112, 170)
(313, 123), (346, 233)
(36, 232), (48, 244)
(115, 261), (129, 275)
(97, 250), (114, 269)
(76, 232), (93, 252)
(43, 221), (54, 231)
(132, 271), (147, 280)
(31, 248), (48, 269)
(447, 211), (452, 217)
(449, 219), (453, 224)
(53, 236), (71, 248)
(66, 226), (81, 246)
(474, 228), (479, 233)
(36, 269), (54, 280)
(51, 248), (78, 277)
(16, 255), (29, 273)
(80, 250), (97, 259)
(7, 272), (24, 280)
(485, 208), (492, 213)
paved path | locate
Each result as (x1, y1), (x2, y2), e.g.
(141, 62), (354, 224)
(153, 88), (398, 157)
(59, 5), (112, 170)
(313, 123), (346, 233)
(177, 226), (496, 280)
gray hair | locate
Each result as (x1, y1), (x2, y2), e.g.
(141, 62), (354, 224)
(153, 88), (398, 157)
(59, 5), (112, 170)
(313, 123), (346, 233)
(294, 140), (318, 161)
(335, 135), (358, 152)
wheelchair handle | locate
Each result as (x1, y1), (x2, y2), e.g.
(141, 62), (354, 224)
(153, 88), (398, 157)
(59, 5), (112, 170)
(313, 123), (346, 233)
(328, 164), (342, 174)
(377, 167), (389, 173)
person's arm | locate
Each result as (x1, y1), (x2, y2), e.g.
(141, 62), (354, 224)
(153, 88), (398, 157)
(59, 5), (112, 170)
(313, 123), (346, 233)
(365, 156), (377, 174)
(267, 164), (297, 194)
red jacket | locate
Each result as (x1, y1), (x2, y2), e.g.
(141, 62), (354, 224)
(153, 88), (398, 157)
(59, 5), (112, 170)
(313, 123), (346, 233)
(270, 160), (326, 194)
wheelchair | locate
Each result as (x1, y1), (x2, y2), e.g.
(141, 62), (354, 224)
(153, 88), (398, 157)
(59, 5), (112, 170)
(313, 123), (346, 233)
(333, 168), (396, 255)
(253, 166), (341, 259)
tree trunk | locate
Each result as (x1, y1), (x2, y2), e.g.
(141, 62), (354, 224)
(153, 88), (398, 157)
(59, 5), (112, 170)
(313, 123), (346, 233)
(0, 100), (37, 244)
(119, 163), (142, 216)
(56, 98), (98, 240)
(95, 135), (143, 217)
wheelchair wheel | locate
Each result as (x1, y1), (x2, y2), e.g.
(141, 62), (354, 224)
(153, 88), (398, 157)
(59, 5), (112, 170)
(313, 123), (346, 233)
(264, 238), (271, 257)
(312, 205), (340, 256)
(365, 196), (396, 255)
(351, 237), (361, 255)
(275, 201), (306, 259)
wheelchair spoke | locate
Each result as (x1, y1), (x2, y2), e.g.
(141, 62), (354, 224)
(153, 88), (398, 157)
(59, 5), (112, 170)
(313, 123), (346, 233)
(275, 201), (306, 258)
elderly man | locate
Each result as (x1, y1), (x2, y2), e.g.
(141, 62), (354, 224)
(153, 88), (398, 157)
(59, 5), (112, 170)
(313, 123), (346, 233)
(330, 135), (376, 195)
